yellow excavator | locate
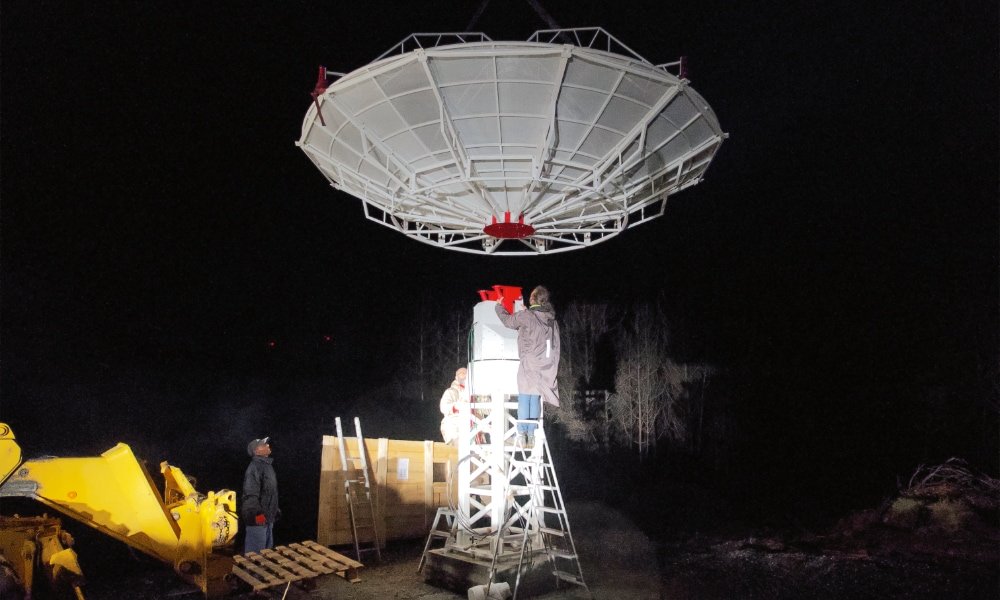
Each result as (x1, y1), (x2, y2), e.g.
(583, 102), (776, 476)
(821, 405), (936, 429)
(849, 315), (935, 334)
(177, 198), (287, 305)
(0, 422), (239, 598)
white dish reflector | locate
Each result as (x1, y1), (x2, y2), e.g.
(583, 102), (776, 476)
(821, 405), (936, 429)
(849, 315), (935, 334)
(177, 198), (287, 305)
(298, 28), (725, 255)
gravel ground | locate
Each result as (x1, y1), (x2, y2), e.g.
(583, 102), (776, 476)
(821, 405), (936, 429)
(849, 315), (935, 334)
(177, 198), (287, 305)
(83, 501), (656, 600)
(81, 499), (997, 600)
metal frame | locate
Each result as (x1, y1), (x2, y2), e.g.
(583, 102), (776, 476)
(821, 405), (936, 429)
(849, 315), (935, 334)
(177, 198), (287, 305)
(449, 394), (533, 560)
(298, 28), (725, 255)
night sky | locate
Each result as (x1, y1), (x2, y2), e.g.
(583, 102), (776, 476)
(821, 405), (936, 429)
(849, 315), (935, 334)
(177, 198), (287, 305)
(2, 1), (997, 536)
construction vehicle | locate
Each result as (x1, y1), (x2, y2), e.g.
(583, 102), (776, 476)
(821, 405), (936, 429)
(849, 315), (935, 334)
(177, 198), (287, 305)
(0, 514), (86, 600)
(0, 422), (239, 598)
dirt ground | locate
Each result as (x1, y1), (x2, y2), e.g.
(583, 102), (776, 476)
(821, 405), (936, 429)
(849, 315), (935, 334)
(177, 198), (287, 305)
(82, 501), (657, 600)
(80, 499), (998, 600)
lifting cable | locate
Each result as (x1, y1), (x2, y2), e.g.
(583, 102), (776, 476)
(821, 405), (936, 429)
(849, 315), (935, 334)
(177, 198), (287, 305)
(465, 0), (565, 33)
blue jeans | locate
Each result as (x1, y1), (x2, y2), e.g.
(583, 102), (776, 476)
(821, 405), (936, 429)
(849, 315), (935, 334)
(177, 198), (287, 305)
(517, 394), (541, 434)
(244, 523), (273, 554)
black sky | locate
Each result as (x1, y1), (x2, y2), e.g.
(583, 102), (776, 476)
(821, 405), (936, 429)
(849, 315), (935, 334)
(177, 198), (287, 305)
(2, 1), (998, 487)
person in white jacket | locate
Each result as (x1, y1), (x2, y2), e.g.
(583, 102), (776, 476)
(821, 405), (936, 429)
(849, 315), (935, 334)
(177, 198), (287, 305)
(439, 367), (468, 446)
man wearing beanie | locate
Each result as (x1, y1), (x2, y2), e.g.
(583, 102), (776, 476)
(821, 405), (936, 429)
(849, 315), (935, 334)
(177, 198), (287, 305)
(242, 436), (280, 553)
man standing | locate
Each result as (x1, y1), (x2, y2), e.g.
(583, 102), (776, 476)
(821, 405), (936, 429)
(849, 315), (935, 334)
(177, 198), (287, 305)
(495, 285), (561, 445)
(243, 436), (280, 554)
(439, 367), (468, 446)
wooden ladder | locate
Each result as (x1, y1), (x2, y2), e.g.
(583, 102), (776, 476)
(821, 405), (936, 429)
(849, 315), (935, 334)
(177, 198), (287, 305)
(335, 416), (382, 563)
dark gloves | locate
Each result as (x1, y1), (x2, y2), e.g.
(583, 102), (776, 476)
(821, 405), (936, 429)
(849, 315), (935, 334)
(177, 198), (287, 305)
(254, 513), (266, 525)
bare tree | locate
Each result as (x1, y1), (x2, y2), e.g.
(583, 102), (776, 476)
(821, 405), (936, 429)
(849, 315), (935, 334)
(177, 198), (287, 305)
(393, 302), (468, 406)
(426, 307), (471, 404)
(608, 305), (667, 458)
(442, 308), (471, 375)
(559, 302), (614, 388)
(608, 304), (709, 459)
(551, 302), (617, 444)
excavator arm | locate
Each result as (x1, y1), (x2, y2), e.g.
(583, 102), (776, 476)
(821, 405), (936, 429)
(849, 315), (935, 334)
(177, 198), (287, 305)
(0, 424), (21, 485)
(0, 423), (238, 597)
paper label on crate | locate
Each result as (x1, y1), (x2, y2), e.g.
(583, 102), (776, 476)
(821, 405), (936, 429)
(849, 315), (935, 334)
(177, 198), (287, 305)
(396, 457), (409, 480)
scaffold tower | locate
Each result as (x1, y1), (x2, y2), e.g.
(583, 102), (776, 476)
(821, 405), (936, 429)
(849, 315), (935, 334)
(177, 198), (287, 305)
(418, 286), (589, 597)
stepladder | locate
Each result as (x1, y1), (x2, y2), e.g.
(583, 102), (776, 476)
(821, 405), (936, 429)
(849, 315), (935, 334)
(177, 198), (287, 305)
(502, 425), (591, 599)
(417, 507), (456, 574)
(335, 417), (382, 563)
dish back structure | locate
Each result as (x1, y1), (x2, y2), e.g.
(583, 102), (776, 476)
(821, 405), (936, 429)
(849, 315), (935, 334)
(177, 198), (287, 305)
(298, 28), (725, 254)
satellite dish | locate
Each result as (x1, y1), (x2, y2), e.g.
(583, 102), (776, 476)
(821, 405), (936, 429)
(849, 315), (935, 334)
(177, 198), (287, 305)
(297, 28), (725, 255)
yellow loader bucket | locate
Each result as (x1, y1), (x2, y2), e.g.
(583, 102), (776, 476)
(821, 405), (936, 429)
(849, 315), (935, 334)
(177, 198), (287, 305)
(0, 424), (22, 484)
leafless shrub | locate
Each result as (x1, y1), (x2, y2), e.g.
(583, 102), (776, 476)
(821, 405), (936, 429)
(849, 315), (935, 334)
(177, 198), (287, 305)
(902, 457), (1000, 500)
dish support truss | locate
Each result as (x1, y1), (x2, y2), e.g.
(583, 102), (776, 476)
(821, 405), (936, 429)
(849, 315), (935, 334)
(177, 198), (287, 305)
(452, 394), (531, 557)
(297, 28), (726, 255)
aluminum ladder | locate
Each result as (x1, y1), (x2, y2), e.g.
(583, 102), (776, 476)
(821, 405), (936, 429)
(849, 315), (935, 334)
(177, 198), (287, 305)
(416, 506), (457, 573)
(505, 424), (590, 599)
(335, 416), (382, 562)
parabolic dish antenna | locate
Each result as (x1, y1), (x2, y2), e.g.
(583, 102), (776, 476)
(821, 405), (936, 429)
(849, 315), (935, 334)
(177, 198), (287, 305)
(297, 28), (726, 255)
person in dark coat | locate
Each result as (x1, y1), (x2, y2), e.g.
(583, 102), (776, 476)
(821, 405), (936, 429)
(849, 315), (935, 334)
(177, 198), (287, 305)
(495, 285), (561, 445)
(243, 436), (280, 553)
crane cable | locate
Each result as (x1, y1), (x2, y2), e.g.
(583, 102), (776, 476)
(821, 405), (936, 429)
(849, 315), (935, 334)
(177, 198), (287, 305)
(465, 0), (563, 32)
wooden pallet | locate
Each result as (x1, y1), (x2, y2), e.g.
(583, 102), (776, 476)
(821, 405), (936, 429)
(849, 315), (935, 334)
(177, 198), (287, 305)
(230, 540), (364, 592)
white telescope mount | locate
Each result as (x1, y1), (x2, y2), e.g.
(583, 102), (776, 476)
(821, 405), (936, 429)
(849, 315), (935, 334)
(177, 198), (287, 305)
(420, 288), (588, 597)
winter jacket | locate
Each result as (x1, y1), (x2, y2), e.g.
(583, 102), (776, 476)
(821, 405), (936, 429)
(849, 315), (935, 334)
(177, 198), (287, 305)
(439, 379), (465, 444)
(495, 301), (561, 406)
(242, 456), (280, 523)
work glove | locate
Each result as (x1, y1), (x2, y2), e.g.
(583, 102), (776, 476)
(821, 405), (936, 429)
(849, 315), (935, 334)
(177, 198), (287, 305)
(254, 513), (266, 526)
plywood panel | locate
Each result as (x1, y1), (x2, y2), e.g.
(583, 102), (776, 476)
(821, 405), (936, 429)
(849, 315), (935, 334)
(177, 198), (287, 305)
(317, 435), (456, 546)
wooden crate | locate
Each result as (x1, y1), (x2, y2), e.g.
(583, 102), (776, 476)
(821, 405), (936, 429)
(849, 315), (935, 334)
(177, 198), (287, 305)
(317, 436), (457, 546)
